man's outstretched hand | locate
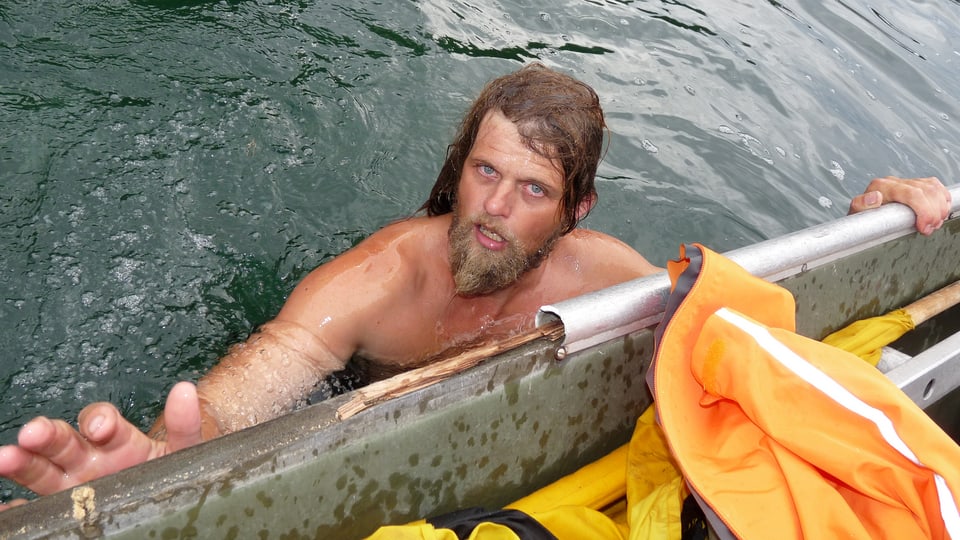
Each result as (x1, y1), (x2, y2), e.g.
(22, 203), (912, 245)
(849, 176), (952, 235)
(0, 381), (204, 510)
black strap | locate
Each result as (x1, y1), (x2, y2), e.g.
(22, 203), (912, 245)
(681, 493), (710, 540)
(426, 507), (557, 540)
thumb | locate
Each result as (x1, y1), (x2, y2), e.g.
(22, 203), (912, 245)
(163, 381), (204, 453)
(848, 190), (883, 215)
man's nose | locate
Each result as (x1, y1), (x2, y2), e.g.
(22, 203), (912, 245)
(483, 181), (514, 218)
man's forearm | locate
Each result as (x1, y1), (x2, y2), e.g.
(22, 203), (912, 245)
(151, 320), (344, 439)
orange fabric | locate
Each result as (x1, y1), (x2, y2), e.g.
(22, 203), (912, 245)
(652, 244), (960, 539)
(665, 245), (690, 293)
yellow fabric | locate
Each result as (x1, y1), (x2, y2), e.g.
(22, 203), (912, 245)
(821, 308), (915, 366)
(507, 444), (628, 515)
(508, 405), (685, 540)
(625, 406), (684, 540)
(366, 521), (520, 540)
(529, 506), (628, 540)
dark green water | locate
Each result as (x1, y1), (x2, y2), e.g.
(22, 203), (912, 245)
(1, 0), (958, 501)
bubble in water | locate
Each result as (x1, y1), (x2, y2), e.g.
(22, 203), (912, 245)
(829, 161), (845, 180)
(115, 294), (145, 314)
(186, 230), (216, 250)
(112, 257), (143, 283)
(818, 196), (833, 209)
(641, 139), (659, 154)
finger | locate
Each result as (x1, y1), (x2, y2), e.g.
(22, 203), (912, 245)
(163, 382), (204, 453)
(18, 416), (99, 481)
(77, 402), (127, 445)
(0, 497), (30, 511)
(0, 443), (72, 496)
(907, 179), (948, 235)
(77, 402), (160, 467)
(848, 190), (883, 215)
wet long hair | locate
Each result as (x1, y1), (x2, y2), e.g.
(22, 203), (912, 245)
(419, 62), (607, 235)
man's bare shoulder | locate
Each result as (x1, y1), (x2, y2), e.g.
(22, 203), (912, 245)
(273, 214), (454, 364)
(321, 215), (448, 268)
(364, 214), (449, 248)
(554, 228), (663, 282)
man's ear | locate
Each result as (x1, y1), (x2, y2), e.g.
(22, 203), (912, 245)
(575, 192), (597, 221)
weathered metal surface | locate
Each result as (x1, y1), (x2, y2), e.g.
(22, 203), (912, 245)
(781, 216), (960, 341)
(886, 331), (960, 407)
(1, 192), (958, 539)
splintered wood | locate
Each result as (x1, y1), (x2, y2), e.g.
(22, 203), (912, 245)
(336, 320), (564, 420)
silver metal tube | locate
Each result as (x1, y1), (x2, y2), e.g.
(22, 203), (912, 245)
(538, 185), (960, 356)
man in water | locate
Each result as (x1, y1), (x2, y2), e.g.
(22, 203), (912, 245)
(0, 63), (951, 508)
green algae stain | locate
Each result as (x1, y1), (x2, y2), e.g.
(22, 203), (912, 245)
(256, 490), (274, 509)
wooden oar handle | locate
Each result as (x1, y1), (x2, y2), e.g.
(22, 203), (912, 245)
(904, 280), (960, 326)
(336, 320), (565, 420)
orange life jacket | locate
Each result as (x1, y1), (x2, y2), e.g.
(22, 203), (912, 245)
(651, 244), (960, 539)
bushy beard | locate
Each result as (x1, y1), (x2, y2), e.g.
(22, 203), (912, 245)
(448, 209), (560, 296)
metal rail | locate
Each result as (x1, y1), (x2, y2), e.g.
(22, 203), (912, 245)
(538, 185), (960, 357)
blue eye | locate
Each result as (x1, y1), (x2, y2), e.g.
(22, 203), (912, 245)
(480, 164), (495, 176)
(528, 183), (544, 196)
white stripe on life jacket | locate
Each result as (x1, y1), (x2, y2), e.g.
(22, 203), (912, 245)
(714, 307), (960, 538)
